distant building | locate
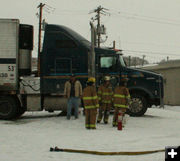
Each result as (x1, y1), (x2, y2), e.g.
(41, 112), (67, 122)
(142, 60), (180, 106)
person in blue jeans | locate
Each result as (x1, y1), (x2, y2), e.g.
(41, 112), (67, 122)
(64, 75), (82, 120)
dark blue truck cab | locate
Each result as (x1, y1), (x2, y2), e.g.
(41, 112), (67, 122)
(41, 24), (164, 116)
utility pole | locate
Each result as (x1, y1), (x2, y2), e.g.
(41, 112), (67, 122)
(97, 7), (101, 48)
(113, 41), (116, 49)
(128, 56), (131, 67)
(142, 55), (146, 66)
(90, 6), (109, 48)
(89, 22), (96, 77)
(37, 3), (45, 76)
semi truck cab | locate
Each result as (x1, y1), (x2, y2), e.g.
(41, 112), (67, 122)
(41, 24), (164, 116)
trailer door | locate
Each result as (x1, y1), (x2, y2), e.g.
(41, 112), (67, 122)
(0, 19), (19, 91)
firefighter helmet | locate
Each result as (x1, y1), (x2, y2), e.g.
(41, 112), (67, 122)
(104, 76), (111, 81)
(87, 77), (96, 83)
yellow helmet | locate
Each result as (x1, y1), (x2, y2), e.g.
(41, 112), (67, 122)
(87, 77), (96, 83)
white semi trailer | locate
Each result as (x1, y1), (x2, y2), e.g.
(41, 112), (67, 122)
(0, 19), (67, 119)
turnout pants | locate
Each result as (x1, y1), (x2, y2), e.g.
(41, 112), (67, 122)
(112, 107), (127, 127)
(97, 103), (111, 123)
(85, 108), (97, 129)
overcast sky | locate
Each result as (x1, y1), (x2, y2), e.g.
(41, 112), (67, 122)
(1, 0), (180, 63)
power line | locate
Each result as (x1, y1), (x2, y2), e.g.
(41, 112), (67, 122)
(123, 49), (180, 57)
(123, 52), (157, 58)
(36, 6), (180, 25)
(56, 9), (87, 12)
(119, 15), (180, 26)
(49, 12), (88, 16)
(110, 9), (180, 25)
(122, 11), (180, 23)
(45, 4), (55, 10)
(120, 41), (180, 49)
(52, 9), (88, 15)
(123, 52), (179, 65)
(42, 7), (180, 26)
(124, 53), (163, 60)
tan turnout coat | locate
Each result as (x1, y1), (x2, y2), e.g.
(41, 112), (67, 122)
(113, 86), (130, 108)
(82, 86), (99, 109)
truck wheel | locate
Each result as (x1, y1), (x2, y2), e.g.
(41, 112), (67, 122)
(127, 94), (148, 117)
(0, 97), (18, 120)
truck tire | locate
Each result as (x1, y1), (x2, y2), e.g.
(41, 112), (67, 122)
(0, 96), (19, 120)
(127, 94), (148, 117)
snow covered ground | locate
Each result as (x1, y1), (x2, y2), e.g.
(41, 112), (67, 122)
(0, 105), (180, 161)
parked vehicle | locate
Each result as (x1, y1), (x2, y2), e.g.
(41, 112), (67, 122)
(0, 19), (164, 119)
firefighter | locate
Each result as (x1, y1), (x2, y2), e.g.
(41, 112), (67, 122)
(97, 76), (113, 124)
(82, 77), (99, 129)
(112, 78), (130, 127)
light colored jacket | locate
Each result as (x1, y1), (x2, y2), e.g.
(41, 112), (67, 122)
(64, 80), (82, 98)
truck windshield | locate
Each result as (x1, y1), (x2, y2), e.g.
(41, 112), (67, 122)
(100, 56), (118, 72)
(119, 55), (126, 67)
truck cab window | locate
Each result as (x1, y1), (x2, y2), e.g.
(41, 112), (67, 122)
(100, 56), (117, 72)
(55, 59), (72, 73)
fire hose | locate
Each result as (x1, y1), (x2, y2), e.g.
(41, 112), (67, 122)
(50, 146), (165, 155)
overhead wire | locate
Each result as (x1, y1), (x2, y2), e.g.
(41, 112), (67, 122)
(52, 9), (88, 15)
(120, 41), (180, 49)
(122, 52), (172, 64)
(120, 11), (180, 23)
(41, 6), (180, 25)
(119, 15), (180, 26)
(38, 6), (180, 61)
(123, 49), (180, 56)
(109, 9), (180, 26)
(122, 52), (157, 60)
(41, 7), (180, 25)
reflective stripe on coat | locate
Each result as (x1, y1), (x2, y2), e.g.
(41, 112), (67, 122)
(113, 86), (130, 108)
(83, 86), (99, 109)
(98, 85), (113, 104)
